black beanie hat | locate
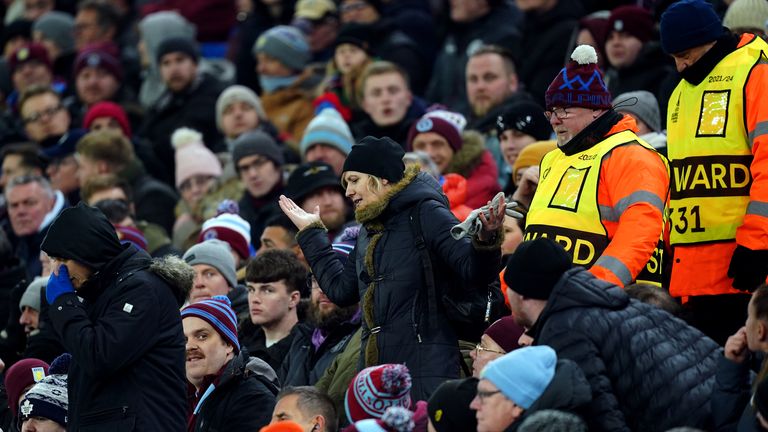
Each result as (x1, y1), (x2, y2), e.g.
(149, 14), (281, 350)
(496, 101), (552, 141)
(41, 202), (124, 269)
(232, 130), (285, 168)
(335, 23), (372, 52)
(156, 36), (199, 64)
(285, 161), (343, 205)
(342, 136), (405, 183)
(427, 378), (478, 432)
(504, 238), (572, 300)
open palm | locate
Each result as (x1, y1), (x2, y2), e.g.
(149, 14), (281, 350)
(278, 195), (321, 231)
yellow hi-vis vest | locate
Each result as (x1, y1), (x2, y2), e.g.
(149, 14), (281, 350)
(525, 130), (661, 273)
(666, 37), (768, 245)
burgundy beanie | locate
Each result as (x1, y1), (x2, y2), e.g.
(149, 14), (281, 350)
(483, 316), (525, 353)
(607, 6), (654, 44)
(74, 44), (123, 80)
(9, 43), (51, 72)
(4, 358), (49, 414)
(545, 45), (612, 111)
(345, 364), (412, 423)
(83, 101), (132, 137)
(181, 295), (240, 353)
(115, 224), (148, 251)
(407, 109), (466, 152)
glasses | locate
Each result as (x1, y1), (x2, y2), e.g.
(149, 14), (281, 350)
(22, 105), (63, 125)
(475, 390), (502, 403)
(475, 344), (505, 356)
(179, 175), (214, 192)
(544, 107), (571, 121)
(341, 1), (369, 12)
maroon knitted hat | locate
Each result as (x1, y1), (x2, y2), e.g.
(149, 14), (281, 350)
(83, 101), (132, 137)
(9, 43), (51, 72)
(483, 316), (525, 353)
(181, 295), (240, 353)
(545, 45), (612, 111)
(607, 6), (654, 44)
(407, 109), (466, 152)
(4, 358), (49, 415)
(74, 44), (123, 80)
(345, 364), (412, 423)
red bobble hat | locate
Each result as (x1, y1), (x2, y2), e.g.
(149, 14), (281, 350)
(345, 364), (412, 423)
(545, 45), (612, 111)
(83, 101), (132, 137)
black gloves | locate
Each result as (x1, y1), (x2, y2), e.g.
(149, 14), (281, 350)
(728, 245), (768, 291)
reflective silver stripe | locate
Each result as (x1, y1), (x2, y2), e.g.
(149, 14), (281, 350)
(594, 255), (633, 286)
(599, 190), (665, 223)
(749, 121), (768, 149)
(747, 200), (768, 217)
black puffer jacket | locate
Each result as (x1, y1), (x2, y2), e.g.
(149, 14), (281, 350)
(297, 168), (501, 400)
(531, 267), (720, 432)
(190, 352), (278, 432)
(49, 247), (188, 431)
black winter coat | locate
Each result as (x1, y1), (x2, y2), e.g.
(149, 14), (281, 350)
(238, 186), (282, 250)
(712, 355), (762, 432)
(279, 318), (361, 387)
(190, 352), (278, 432)
(297, 168), (501, 400)
(120, 160), (179, 235)
(531, 268), (721, 432)
(49, 246), (187, 431)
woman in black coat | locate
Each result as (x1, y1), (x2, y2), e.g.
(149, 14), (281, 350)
(279, 136), (504, 400)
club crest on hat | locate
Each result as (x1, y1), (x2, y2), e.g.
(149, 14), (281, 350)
(203, 230), (219, 241)
(614, 20), (624, 32)
(304, 165), (330, 176)
(86, 53), (101, 67)
(416, 118), (433, 132)
(17, 48), (29, 61)
(515, 116), (532, 131)
(32, 367), (45, 383)
(20, 400), (33, 416)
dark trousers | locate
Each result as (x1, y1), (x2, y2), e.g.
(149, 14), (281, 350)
(684, 294), (751, 346)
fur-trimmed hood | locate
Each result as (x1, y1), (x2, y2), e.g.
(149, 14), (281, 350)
(447, 130), (486, 178)
(149, 254), (194, 307)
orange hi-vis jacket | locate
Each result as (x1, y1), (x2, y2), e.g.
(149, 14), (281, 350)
(525, 115), (669, 287)
(666, 34), (768, 298)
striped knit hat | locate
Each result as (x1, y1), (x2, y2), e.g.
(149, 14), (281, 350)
(300, 107), (354, 157)
(199, 206), (252, 260)
(345, 364), (412, 423)
(181, 295), (240, 353)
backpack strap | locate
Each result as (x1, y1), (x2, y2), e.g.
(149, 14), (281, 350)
(408, 199), (438, 333)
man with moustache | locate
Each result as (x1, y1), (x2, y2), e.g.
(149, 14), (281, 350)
(279, 241), (360, 387)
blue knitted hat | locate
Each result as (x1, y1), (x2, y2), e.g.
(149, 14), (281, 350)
(660, 0), (727, 54)
(480, 346), (556, 409)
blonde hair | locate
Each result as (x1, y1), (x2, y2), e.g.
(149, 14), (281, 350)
(341, 171), (385, 195)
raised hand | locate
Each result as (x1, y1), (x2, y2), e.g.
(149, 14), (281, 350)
(278, 195), (321, 231)
(724, 326), (750, 364)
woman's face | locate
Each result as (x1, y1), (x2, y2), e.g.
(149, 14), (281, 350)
(334, 43), (368, 74)
(343, 171), (389, 210)
(179, 174), (216, 209)
(501, 215), (524, 256)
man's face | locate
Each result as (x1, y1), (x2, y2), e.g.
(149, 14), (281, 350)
(183, 316), (234, 388)
(257, 226), (295, 256)
(1, 154), (29, 189)
(411, 132), (455, 173)
(50, 258), (93, 289)
(271, 394), (317, 431)
(514, 0), (554, 12)
(449, 0), (489, 23)
(670, 42), (716, 73)
(746, 295), (763, 352)
(469, 334), (505, 378)
(507, 289), (533, 328)
(189, 264), (231, 304)
(7, 182), (54, 236)
(256, 53), (294, 78)
(308, 275), (357, 330)
(237, 155), (282, 199)
(21, 417), (65, 432)
(340, 0), (379, 24)
(23, 0), (53, 20)
(45, 155), (79, 194)
(605, 32), (643, 69)
(305, 144), (347, 176)
(75, 154), (102, 185)
(21, 93), (70, 143)
(548, 107), (595, 147)
(76, 67), (120, 106)
(221, 101), (260, 139)
(470, 380), (522, 432)
(12, 61), (52, 94)
(301, 187), (347, 231)
(74, 8), (110, 49)
(88, 116), (125, 135)
(361, 72), (412, 127)
(19, 306), (39, 334)
(160, 52), (197, 93)
(247, 280), (297, 326)
(466, 54), (517, 117)
(499, 129), (536, 168)
(305, 20), (338, 54)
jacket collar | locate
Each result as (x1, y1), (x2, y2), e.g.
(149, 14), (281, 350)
(558, 109), (624, 156)
(446, 131), (485, 177)
(680, 32), (739, 85)
(354, 165), (420, 225)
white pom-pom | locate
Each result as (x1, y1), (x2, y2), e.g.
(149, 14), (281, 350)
(570, 45), (598, 65)
(171, 127), (203, 150)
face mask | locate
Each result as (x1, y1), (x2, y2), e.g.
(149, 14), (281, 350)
(259, 75), (299, 93)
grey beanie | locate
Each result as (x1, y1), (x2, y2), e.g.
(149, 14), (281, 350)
(138, 11), (196, 70)
(33, 12), (75, 55)
(232, 130), (285, 168)
(253, 25), (310, 72)
(216, 85), (267, 131)
(20, 276), (48, 312)
(183, 239), (237, 289)
(613, 90), (661, 133)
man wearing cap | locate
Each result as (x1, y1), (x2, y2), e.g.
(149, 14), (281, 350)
(40, 202), (189, 430)
(505, 238), (720, 431)
(19, 276), (46, 336)
(8, 43), (63, 108)
(300, 108), (353, 176)
(470, 345), (591, 432)
(293, 0), (341, 62)
(233, 130), (285, 250)
(524, 44), (669, 288)
(138, 36), (226, 177)
(285, 161), (353, 242)
(659, 0), (768, 344)
(70, 44), (134, 124)
(182, 296), (277, 431)
(254, 25), (319, 149)
(215, 84), (274, 152)
(612, 90), (666, 154)
(18, 372), (68, 432)
(3, 358), (49, 427)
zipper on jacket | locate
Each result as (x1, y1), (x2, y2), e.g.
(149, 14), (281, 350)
(411, 292), (422, 343)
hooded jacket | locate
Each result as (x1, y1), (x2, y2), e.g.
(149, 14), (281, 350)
(530, 267), (721, 431)
(446, 131), (501, 209)
(43, 204), (189, 431)
(297, 167), (501, 400)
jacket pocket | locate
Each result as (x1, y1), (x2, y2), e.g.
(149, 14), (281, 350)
(79, 406), (136, 432)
